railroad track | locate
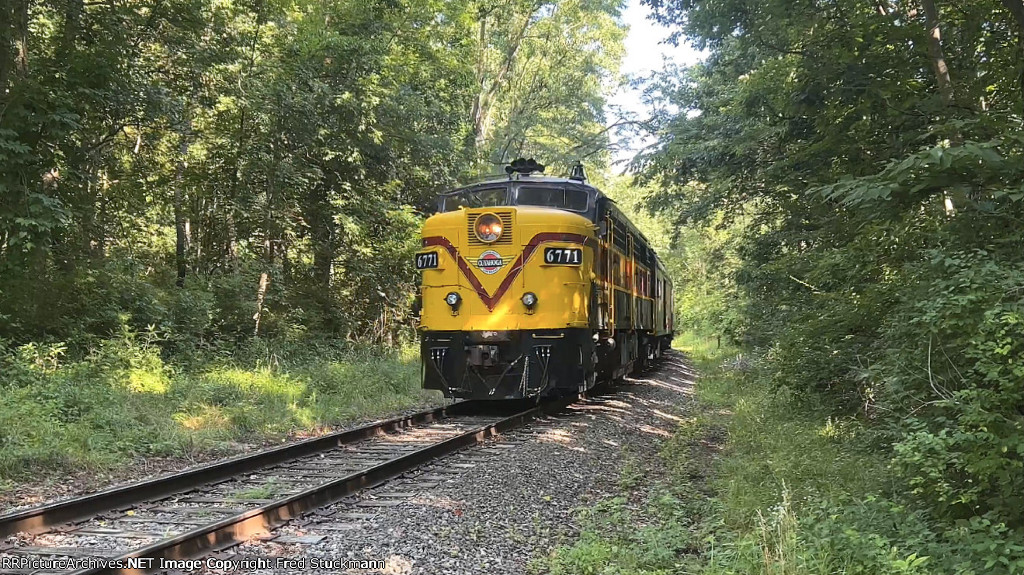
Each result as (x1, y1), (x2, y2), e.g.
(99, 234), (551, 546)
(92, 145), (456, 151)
(0, 397), (575, 575)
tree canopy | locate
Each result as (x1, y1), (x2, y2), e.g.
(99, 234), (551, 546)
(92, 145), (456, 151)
(0, 0), (626, 347)
(638, 0), (1024, 571)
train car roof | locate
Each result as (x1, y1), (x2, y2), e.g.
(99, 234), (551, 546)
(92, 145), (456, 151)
(443, 174), (606, 197)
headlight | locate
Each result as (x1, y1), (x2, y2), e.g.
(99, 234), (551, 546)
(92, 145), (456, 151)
(474, 213), (503, 243)
(445, 292), (461, 308)
(521, 292), (537, 308)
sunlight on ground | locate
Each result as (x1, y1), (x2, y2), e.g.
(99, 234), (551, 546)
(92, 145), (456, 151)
(572, 403), (632, 416)
(637, 424), (672, 438)
(537, 428), (587, 452)
(127, 368), (170, 393)
(384, 434), (453, 444)
(651, 409), (688, 424)
(202, 368), (306, 398)
(377, 555), (413, 574)
(648, 379), (695, 394)
(407, 493), (465, 512)
(537, 428), (575, 445)
(174, 405), (231, 431)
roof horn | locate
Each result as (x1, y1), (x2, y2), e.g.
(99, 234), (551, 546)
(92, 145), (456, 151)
(506, 158), (545, 176)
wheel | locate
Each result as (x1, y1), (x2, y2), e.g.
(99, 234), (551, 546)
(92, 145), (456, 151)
(579, 369), (595, 394)
(635, 343), (650, 373)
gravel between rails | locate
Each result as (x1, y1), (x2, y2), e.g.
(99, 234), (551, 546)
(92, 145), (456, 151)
(227, 352), (697, 575)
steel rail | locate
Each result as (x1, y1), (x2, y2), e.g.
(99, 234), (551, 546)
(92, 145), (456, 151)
(70, 395), (574, 575)
(0, 401), (478, 537)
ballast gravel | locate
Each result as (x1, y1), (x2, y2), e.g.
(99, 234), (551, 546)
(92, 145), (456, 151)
(232, 352), (697, 575)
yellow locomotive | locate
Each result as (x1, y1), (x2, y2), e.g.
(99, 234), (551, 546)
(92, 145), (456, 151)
(415, 159), (674, 400)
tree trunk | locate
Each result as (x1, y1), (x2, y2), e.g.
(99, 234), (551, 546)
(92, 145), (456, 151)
(309, 188), (334, 292)
(174, 115), (191, 288)
(920, 0), (959, 213)
(0, 0), (29, 85)
(470, 14), (488, 150)
(253, 139), (278, 337)
(307, 181), (336, 326)
(253, 270), (270, 336)
(921, 0), (954, 106)
(253, 209), (274, 336)
(13, 0), (27, 75)
(61, 0), (82, 56)
(225, 205), (238, 269)
(0, 2), (12, 88)
(1000, 0), (1024, 115)
(281, 233), (291, 283)
(94, 171), (109, 260)
(253, 217), (273, 337)
(191, 196), (201, 272)
(470, 6), (537, 154)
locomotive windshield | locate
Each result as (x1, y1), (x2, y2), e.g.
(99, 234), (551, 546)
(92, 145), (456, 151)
(441, 187), (508, 211)
(440, 184), (590, 213)
(517, 187), (589, 212)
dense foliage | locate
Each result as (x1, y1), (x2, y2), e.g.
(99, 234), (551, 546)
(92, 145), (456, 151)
(7, 0), (1023, 569)
(0, 0), (624, 350)
(0, 337), (432, 480)
(0, 0), (624, 481)
(639, 0), (1024, 571)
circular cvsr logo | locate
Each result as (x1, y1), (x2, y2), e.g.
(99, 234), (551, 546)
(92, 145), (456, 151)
(475, 250), (505, 275)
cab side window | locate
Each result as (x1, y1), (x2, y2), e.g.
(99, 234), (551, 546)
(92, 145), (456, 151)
(625, 234), (634, 291)
(612, 218), (628, 252)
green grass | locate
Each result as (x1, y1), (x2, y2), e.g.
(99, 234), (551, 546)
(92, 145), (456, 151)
(233, 479), (284, 500)
(543, 333), (973, 575)
(672, 331), (727, 363)
(0, 336), (440, 492)
(683, 335), (909, 575)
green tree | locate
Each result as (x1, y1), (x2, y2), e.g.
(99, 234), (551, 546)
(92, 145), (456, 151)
(639, 0), (1024, 568)
(468, 0), (626, 172)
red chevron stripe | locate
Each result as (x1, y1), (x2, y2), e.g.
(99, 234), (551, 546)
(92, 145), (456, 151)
(422, 232), (589, 311)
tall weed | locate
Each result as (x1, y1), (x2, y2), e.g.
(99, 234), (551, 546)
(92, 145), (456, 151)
(0, 330), (438, 485)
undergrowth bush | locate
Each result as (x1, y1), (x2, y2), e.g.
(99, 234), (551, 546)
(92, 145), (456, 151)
(878, 250), (1024, 528)
(701, 333), (1024, 575)
(546, 334), (1024, 575)
(0, 330), (437, 486)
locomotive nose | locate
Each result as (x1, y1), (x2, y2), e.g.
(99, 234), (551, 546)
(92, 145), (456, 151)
(455, 208), (519, 318)
(419, 173), (673, 401)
